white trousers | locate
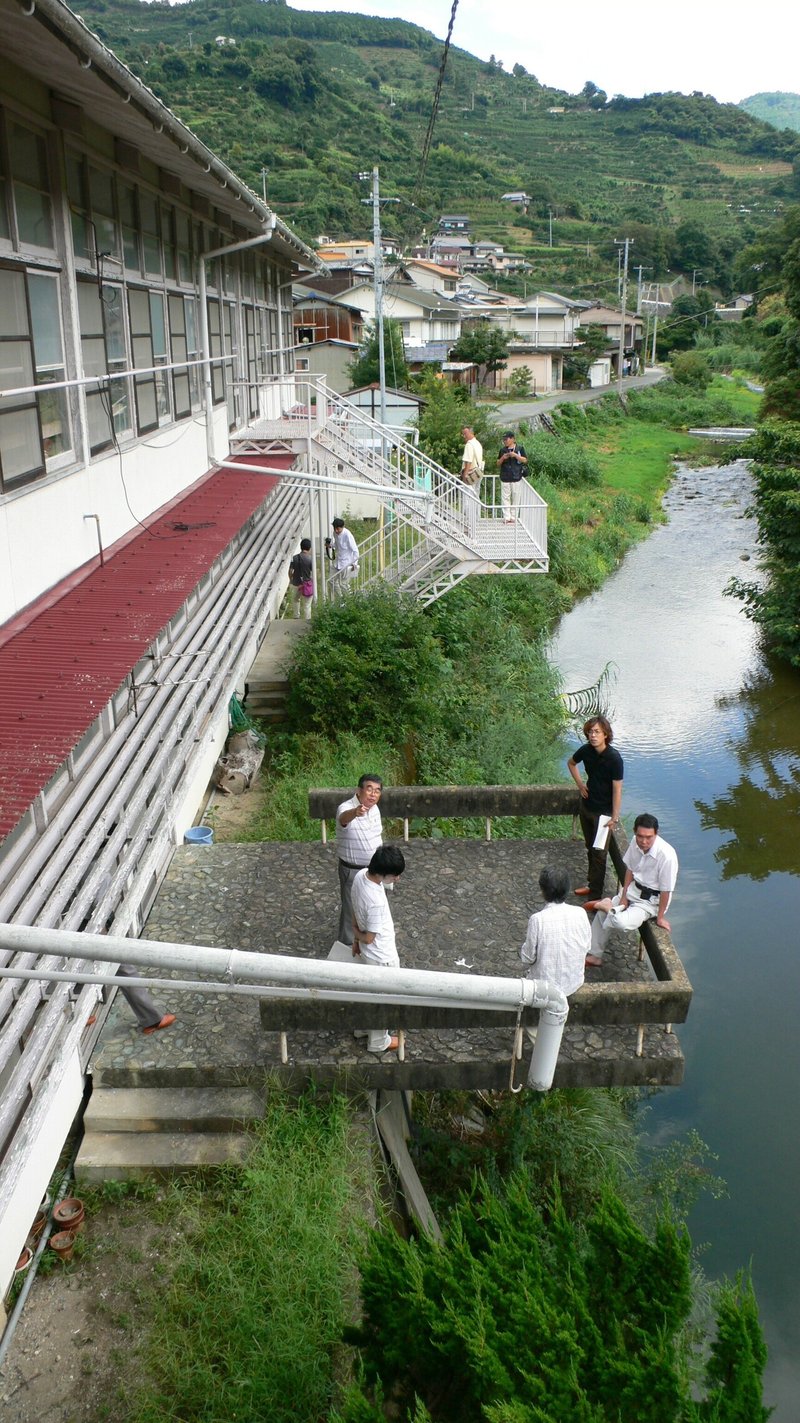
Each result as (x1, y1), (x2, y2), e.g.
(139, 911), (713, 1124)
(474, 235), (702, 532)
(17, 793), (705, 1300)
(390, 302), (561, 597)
(501, 480), (524, 519)
(590, 890), (658, 960)
(330, 564), (357, 597)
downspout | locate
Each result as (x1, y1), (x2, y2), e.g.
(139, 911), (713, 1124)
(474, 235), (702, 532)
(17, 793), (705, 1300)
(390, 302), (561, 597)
(0, 925), (570, 1092)
(198, 222), (278, 467)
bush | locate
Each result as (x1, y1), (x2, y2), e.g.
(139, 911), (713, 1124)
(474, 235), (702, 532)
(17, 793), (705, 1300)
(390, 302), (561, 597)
(285, 587), (451, 745)
(671, 350), (713, 390)
(524, 431), (602, 487)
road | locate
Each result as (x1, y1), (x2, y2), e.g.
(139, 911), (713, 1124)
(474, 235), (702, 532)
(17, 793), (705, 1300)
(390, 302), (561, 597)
(495, 367), (667, 422)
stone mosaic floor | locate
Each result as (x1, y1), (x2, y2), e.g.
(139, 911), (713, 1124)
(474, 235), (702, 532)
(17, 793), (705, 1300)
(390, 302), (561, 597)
(90, 839), (685, 1091)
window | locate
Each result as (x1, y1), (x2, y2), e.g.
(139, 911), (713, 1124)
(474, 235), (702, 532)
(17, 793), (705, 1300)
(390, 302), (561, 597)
(139, 193), (162, 279)
(128, 288), (171, 433)
(77, 280), (132, 454)
(168, 293), (200, 418)
(8, 122), (53, 250)
(0, 267), (73, 489)
(244, 305), (258, 418)
(207, 297), (226, 405)
(119, 184), (140, 274)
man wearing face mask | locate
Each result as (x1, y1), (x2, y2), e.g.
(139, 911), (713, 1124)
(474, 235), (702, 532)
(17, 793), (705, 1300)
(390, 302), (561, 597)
(585, 813), (678, 967)
(351, 844), (406, 1054)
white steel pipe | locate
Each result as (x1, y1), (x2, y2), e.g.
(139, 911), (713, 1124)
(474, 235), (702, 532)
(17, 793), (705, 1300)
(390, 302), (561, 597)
(0, 924), (569, 1023)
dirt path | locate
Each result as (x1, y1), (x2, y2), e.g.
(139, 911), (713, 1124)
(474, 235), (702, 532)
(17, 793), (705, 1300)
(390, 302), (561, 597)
(1, 1196), (166, 1423)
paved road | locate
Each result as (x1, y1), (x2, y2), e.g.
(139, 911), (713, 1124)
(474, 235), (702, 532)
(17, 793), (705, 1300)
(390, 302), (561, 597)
(495, 367), (668, 422)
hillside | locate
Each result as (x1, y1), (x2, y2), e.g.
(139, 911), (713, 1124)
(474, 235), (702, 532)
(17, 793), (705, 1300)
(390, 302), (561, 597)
(740, 92), (800, 134)
(76, 0), (800, 297)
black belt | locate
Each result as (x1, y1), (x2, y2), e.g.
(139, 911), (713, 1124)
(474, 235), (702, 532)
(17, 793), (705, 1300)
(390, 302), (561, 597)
(634, 879), (661, 901)
(339, 860), (368, 870)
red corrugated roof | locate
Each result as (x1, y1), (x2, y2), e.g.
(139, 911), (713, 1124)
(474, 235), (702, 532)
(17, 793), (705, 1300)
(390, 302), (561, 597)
(0, 458), (293, 840)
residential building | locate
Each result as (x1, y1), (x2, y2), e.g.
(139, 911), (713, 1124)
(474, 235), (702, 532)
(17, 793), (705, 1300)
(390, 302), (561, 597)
(345, 279), (462, 362)
(293, 286), (365, 347)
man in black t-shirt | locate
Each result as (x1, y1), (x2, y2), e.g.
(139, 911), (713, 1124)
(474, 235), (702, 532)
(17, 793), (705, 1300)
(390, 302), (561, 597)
(497, 430), (528, 523)
(567, 715), (623, 900)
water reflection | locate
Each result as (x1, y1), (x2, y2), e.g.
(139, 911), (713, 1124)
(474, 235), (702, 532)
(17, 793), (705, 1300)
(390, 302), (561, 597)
(695, 672), (800, 879)
(550, 458), (800, 1422)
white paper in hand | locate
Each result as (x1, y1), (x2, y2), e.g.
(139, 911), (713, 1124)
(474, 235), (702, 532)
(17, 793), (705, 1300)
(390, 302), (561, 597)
(593, 815), (612, 850)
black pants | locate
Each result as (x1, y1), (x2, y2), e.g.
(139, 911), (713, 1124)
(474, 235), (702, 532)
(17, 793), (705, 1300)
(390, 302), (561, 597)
(578, 804), (610, 900)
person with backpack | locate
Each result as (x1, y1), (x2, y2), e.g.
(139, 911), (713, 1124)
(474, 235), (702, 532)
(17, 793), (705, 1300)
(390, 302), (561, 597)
(287, 538), (314, 619)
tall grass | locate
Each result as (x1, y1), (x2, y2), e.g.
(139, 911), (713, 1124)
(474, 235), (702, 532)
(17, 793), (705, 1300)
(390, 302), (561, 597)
(126, 1094), (375, 1423)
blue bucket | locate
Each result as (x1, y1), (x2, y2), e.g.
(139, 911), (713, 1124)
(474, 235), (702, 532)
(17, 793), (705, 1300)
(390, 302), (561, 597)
(184, 825), (214, 846)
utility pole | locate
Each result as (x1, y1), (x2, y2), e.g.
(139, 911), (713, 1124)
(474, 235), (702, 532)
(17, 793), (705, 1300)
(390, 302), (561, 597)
(634, 263), (650, 314)
(616, 246), (623, 302)
(261, 168), (269, 203)
(359, 167), (387, 430)
(692, 268), (702, 295)
(548, 208), (553, 248)
(651, 282), (660, 365)
(615, 237), (632, 394)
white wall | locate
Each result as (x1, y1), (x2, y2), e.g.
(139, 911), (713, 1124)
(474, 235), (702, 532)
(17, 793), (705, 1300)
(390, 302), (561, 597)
(0, 407), (231, 625)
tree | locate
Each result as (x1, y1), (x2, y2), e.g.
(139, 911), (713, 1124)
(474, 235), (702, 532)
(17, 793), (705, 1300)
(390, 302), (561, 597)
(671, 350), (713, 390)
(562, 322), (609, 386)
(728, 421), (800, 667)
(337, 1175), (771, 1423)
(450, 321), (510, 386)
(347, 318), (409, 390)
(657, 292), (716, 356)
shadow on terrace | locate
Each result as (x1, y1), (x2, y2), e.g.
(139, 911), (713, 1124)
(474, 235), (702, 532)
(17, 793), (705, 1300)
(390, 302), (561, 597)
(89, 786), (692, 1094)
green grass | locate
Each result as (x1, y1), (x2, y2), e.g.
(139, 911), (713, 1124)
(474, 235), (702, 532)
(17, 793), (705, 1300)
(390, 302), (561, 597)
(707, 374), (762, 421)
(582, 421), (701, 497)
(125, 1093), (376, 1423)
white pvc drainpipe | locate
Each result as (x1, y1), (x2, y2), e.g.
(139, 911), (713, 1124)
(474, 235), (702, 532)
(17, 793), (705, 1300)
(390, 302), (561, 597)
(0, 925), (569, 1093)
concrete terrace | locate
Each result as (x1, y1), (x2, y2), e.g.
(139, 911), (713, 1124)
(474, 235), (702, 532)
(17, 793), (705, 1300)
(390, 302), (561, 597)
(90, 827), (690, 1095)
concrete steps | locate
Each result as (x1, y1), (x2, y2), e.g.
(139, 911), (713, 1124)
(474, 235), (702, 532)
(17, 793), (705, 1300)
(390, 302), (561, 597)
(75, 1087), (265, 1183)
(243, 678), (289, 723)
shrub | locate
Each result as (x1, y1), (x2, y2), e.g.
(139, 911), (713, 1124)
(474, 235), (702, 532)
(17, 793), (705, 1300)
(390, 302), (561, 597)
(671, 350), (713, 390)
(525, 431), (602, 487)
(285, 586), (451, 744)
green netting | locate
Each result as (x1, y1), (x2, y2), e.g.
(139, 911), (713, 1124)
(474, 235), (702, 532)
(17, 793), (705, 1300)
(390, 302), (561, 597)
(229, 695), (267, 746)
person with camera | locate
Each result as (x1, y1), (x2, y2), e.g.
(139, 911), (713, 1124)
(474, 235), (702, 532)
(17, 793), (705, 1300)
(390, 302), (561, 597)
(497, 430), (528, 523)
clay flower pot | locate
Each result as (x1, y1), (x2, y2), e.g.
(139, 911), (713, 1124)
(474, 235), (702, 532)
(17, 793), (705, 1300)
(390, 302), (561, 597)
(30, 1209), (48, 1241)
(15, 1246), (33, 1274)
(49, 1230), (76, 1263)
(53, 1197), (85, 1234)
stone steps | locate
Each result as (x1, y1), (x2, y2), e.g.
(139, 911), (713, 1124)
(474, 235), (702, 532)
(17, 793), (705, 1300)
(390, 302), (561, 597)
(75, 1086), (265, 1182)
(76, 1130), (253, 1183)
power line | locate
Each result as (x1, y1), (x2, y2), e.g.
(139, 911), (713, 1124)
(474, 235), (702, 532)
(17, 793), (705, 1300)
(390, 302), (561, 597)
(409, 0), (460, 227)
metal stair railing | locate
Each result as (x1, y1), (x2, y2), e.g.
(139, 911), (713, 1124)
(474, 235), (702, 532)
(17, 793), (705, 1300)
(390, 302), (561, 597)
(309, 380), (548, 559)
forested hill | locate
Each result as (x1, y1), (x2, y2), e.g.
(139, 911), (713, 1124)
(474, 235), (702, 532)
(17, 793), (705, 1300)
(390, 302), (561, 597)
(740, 92), (800, 134)
(76, 0), (800, 295)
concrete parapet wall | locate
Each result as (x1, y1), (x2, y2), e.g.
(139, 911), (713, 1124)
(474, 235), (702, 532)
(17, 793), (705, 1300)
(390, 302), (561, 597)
(308, 784), (581, 821)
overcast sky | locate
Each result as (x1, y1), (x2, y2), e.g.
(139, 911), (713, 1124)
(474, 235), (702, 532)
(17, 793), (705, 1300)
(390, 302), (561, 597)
(287, 0), (799, 105)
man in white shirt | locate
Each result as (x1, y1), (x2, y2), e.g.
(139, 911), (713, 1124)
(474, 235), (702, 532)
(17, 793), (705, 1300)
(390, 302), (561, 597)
(351, 844), (406, 1054)
(327, 516), (359, 596)
(336, 774), (383, 945)
(521, 865), (591, 998)
(460, 425), (484, 534)
(586, 813), (679, 966)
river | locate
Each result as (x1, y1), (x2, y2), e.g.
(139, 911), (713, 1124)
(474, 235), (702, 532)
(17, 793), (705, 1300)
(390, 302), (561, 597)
(550, 458), (800, 1419)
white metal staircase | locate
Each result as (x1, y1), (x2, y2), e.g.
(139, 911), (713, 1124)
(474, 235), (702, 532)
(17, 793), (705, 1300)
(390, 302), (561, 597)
(233, 375), (548, 606)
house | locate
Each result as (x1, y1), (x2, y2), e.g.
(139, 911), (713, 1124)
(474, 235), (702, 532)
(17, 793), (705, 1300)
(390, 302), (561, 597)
(399, 258), (459, 298)
(345, 280), (462, 361)
(342, 384), (424, 441)
(317, 238), (375, 263)
(438, 214), (471, 232)
(579, 304), (645, 373)
(0, 0), (320, 1293)
(501, 192), (531, 206)
(295, 338), (359, 394)
(293, 286), (365, 347)
(714, 294), (754, 323)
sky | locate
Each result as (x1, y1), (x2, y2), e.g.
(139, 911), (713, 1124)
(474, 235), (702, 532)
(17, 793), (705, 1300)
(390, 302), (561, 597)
(287, 0), (800, 106)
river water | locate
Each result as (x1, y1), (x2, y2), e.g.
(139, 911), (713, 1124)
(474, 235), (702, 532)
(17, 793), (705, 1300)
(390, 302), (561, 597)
(549, 459), (800, 1419)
